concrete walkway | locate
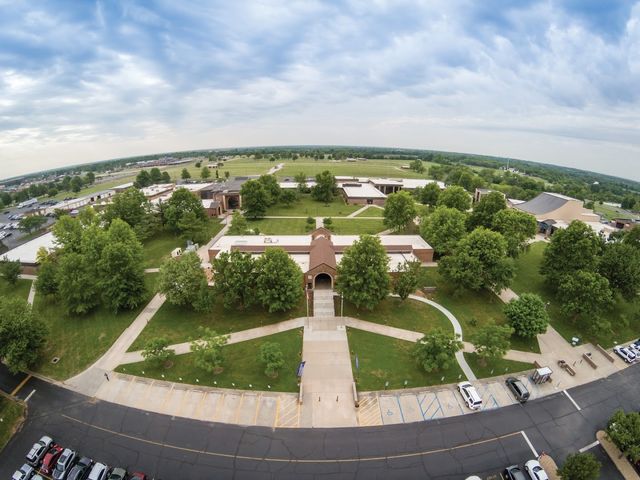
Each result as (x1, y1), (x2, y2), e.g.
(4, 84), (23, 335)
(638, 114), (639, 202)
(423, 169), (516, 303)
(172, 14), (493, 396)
(267, 163), (284, 175)
(347, 205), (384, 218)
(197, 216), (230, 263)
(315, 217), (323, 229)
(27, 280), (36, 305)
(144, 268), (160, 273)
(313, 289), (335, 317)
(18, 274), (37, 280)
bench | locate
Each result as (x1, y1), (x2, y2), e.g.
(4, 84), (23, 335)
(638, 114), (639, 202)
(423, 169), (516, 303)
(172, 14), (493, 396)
(583, 353), (598, 369)
(596, 344), (615, 363)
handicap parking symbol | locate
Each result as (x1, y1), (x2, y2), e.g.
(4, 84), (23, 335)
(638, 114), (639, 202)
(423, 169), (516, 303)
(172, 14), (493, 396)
(387, 409), (393, 416)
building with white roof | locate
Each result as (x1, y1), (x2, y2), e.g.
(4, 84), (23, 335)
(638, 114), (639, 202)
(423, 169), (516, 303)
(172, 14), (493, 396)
(340, 183), (388, 205)
(3, 232), (56, 273)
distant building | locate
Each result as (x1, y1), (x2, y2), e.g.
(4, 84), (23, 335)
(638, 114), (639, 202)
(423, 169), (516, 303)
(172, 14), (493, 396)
(3, 232), (56, 274)
(473, 188), (505, 204)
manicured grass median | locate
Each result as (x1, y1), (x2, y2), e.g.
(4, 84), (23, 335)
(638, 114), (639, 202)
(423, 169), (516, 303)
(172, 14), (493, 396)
(265, 194), (360, 217)
(328, 218), (386, 235)
(247, 218), (310, 235)
(117, 329), (303, 392)
(0, 279), (32, 301)
(130, 295), (307, 351)
(355, 207), (385, 218)
(464, 353), (534, 379)
(0, 395), (25, 452)
(32, 274), (159, 380)
(512, 242), (640, 347)
(342, 297), (452, 334)
(347, 328), (464, 391)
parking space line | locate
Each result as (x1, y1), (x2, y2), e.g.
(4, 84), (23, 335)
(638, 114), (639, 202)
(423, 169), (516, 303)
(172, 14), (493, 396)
(253, 394), (262, 425)
(234, 393), (245, 423)
(214, 393), (225, 421)
(579, 440), (600, 453)
(395, 395), (406, 423)
(520, 431), (538, 457)
(448, 389), (466, 415)
(195, 391), (208, 419)
(563, 390), (581, 411)
(24, 389), (36, 403)
(273, 397), (280, 427)
(432, 394), (444, 419)
(419, 395), (435, 420)
(10, 374), (31, 396)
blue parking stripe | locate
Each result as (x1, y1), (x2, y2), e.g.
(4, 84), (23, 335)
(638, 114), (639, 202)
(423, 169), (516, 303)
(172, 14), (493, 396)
(419, 394), (436, 420)
(431, 394), (444, 419)
(396, 395), (406, 423)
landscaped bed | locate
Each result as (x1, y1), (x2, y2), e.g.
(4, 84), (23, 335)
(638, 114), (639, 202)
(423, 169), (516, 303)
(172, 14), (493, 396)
(347, 328), (464, 391)
(117, 329), (303, 392)
(129, 295), (308, 351)
(512, 242), (640, 347)
(32, 273), (159, 380)
(0, 395), (25, 452)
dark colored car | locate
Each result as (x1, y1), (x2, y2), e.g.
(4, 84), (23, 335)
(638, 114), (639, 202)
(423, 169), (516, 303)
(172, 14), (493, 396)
(505, 377), (530, 403)
(41, 444), (64, 475)
(107, 467), (128, 480)
(67, 456), (93, 480)
(26, 435), (54, 466)
(52, 447), (77, 479)
(503, 465), (528, 480)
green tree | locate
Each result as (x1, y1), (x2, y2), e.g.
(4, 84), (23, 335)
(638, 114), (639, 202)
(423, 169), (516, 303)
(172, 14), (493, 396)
(228, 211), (249, 235)
(260, 342), (285, 378)
(163, 188), (207, 233)
(141, 337), (175, 367)
(19, 215), (47, 234)
(336, 235), (390, 310)
(415, 182), (441, 206)
(181, 168), (191, 180)
(0, 298), (48, 374)
(135, 169), (152, 188)
(0, 257), (21, 284)
(383, 191), (416, 232)
(257, 175), (281, 205)
(540, 221), (602, 286)
(36, 256), (58, 296)
(294, 172), (308, 192)
(467, 191), (506, 230)
(161, 171), (172, 183)
(504, 293), (549, 338)
(190, 327), (228, 374)
(412, 329), (463, 372)
(599, 242), (640, 301)
(201, 166), (211, 179)
(436, 186), (471, 212)
(255, 248), (303, 312)
(150, 167), (163, 184)
(311, 170), (336, 203)
(52, 214), (83, 253)
(158, 252), (209, 309)
(240, 180), (269, 219)
(623, 226), (640, 249)
(492, 209), (538, 257)
(56, 252), (100, 315)
(99, 219), (147, 312)
(557, 270), (613, 319)
(439, 228), (514, 292)
(607, 409), (640, 462)
(557, 452), (600, 480)
(212, 250), (257, 309)
(70, 175), (83, 192)
(280, 189), (298, 206)
(393, 260), (421, 300)
(104, 188), (158, 240)
(470, 323), (513, 364)
(177, 210), (209, 244)
(84, 171), (95, 185)
(420, 206), (467, 256)
(410, 159), (425, 173)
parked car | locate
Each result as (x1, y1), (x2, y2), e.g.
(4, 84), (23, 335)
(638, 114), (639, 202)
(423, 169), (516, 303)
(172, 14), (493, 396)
(32, 476), (45, 480)
(627, 343), (640, 357)
(107, 467), (128, 480)
(505, 377), (530, 403)
(524, 459), (549, 480)
(67, 456), (93, 480)
(41, 444), (64, 475)
(52, 448), (77, 480)
(12, 464), (35, 480)
(87, 463), (109, 480)
(614, 345), (636, 363)
(129, 474), (147, 480)
(26, 435), (54, 466)
(503, 465), (528, 480)
(457, 381), (483, 410)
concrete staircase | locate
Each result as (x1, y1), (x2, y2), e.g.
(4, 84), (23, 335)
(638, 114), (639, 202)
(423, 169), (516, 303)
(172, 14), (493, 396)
(312, 289), (335, 317)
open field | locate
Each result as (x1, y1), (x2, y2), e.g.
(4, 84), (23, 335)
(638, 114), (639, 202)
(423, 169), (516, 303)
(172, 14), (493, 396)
(277, 159), (437, 180)
(0, 278), (32, 301)
(347, 328), (464, 391)
(328, 218), (386, 235)
(32, 274), (159, 380)
(265, 194), (360, 217)
(342, 297), (452, 334)
(246, 218), (310, 235)
(117, 329), (303, 392)
(142, 229), (183, 268)
(0, 396), (25, 453)
(464, 353), (534, 379)
(592, 202), (639, 222)
(511, 241), (640, 347)
(130, 294), (307, 351)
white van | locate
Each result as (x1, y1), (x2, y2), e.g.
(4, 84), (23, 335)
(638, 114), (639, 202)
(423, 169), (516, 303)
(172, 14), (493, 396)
(457, 381), (483, 410)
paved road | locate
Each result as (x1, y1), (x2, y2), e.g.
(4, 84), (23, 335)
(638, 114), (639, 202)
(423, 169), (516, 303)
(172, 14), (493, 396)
(1, 364), (630, 479)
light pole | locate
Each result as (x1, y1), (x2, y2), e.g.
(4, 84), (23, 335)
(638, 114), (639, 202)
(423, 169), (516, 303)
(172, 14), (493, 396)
(305, 287), (309, 321)
(341, 293), (344, 318)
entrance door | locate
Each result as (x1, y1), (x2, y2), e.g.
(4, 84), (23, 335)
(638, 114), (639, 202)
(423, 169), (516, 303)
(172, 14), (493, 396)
(314, 273), (333, 289)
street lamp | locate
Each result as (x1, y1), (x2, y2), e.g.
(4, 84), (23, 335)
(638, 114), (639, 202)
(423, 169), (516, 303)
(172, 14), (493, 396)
(341, 293), (344, 318)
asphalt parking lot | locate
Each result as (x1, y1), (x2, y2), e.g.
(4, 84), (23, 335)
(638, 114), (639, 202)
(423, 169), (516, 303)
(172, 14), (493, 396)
(0, 204), (55, 250)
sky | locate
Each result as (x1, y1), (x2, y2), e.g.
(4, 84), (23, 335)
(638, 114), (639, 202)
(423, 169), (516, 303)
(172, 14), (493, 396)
(1, 0), (639, 181)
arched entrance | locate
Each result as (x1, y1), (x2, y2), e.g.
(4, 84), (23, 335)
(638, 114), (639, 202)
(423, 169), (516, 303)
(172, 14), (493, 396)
(314, 273), (333, 290)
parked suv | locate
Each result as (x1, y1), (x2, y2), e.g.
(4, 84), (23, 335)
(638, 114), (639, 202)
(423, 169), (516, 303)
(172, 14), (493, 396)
(614, 345), (636, 363)
(457, 381), (483, 410)
(503, 465), (528, 480)
(505, 377), (530, 403)
(87, 463), (109, 480)
(52, 448), (77, 480)
(26, 435), (54, 466)
(12, 464), (35, 480)
(524, 459), (549, 480)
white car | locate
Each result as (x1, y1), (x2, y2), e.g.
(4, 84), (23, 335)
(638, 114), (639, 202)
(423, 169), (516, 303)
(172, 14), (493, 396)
(614, 345), (636, 363)
(457, 381), (483, 410)
(524, 459), (549, 480)
(12, 463), (35, 480)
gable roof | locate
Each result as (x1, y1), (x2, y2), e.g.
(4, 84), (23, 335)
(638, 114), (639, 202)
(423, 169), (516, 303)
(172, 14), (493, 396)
(309, 234), (337, 271)
(514, 192), (577, 215)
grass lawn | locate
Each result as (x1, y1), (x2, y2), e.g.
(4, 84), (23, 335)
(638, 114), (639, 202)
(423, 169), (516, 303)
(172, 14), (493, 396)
(342, 297), (452, 334)
(265, 194), (360, 217)
(247, 218), (310, 235)
(0, 278), (32, 301)
(32, 274), (159, 380)
(328, 218), (386, 235)
(512, 241), (640, 347)
(277, 159), (436, 180)
(130, 294), (307, 351)
(355, 207), (385, 218)
(347, 328), (464, 391)
(0, 395), (25, 452)
(142, 229), (183, 268)
(117, 329), (303, 392)
(464, 353), (534, 379)
(421, 268), (540, 353)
